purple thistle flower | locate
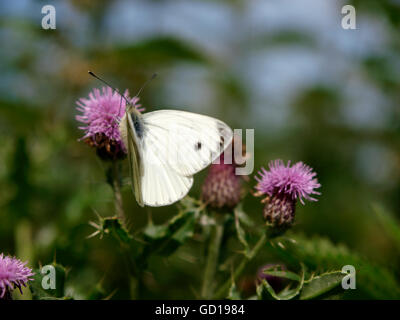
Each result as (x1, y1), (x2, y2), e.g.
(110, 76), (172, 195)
(254, 160), (321, 233)
(76, 86), (144, 160)
(0, 254), (34, 299)
(255, 160), (321, 205)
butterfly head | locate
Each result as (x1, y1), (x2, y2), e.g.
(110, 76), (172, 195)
(125, 99), (142, 115)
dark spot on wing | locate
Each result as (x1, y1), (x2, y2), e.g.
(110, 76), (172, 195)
(195, 142), (202, 150)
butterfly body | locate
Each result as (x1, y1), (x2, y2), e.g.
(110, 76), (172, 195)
(119, 103), (233, 207)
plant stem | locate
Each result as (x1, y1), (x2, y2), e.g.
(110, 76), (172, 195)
(201, 214), (225, 299)
(111, 160), (125, 225)
(213, 231), (268, 299)
(108, 161), (141, 296)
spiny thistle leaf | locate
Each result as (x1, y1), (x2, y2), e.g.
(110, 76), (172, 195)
(142, 208), (197, 256)
(88, 215), (133, 245)
(300, 271), (344, 300)
(102, 217), (132, 244)
(269, 234), (400, 299)
(263, 269), (302, 282)
(257, 264), (305, 300)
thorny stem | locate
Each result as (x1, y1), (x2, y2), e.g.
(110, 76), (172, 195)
(107, 161), (142, 297)
(201, 213), (225, 299)
(213, 231), (268, 299)
(110, 160), (125, 226)
(120, 243), (143, 299)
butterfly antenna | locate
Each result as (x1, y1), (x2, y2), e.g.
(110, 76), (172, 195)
(88, 71), (157, 114)
(89, 70), (133, 116)
(135, 73), (157, 97)
(88, 71), (131, 105)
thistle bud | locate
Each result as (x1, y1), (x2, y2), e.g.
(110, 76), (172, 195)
(201, 137), (246, 210)
(201, 162), (241, 210)
(263, 193), (296, 231)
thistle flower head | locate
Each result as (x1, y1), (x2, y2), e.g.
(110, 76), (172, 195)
(255, 160), (321, 205)
(0, 254), (34, 299)
(76, 86), (144, 160)
(255, 160), (320, 233)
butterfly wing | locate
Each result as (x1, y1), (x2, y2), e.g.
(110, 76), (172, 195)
(121, 109), (232, 207)
(140, 138), (194, 206)
(120, 113), (144, 206)
(142, 110), (233, 177)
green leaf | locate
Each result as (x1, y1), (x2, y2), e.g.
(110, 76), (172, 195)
(269, 234), (400, 299)
(300, 271), (344, 300)
(257, 264), (305, 300)
(263, 270), (301, 282)
(102, 217), (132, 244)
(256, 279), (278, 300)
(142, 209), (197, 256)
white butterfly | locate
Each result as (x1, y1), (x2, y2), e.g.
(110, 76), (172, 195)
(118, 103), (233, 207)
(88, 71), (233, 207)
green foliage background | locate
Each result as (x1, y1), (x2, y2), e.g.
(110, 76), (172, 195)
(0, 0), (400, 299)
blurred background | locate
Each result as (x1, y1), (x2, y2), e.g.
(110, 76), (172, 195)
(0, 0), (399, 299)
